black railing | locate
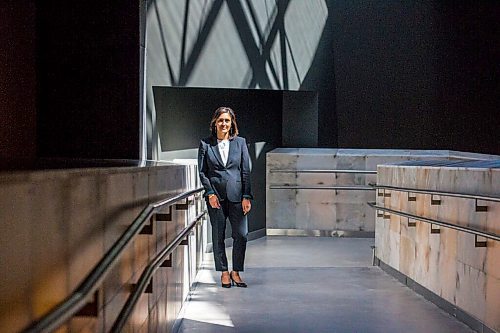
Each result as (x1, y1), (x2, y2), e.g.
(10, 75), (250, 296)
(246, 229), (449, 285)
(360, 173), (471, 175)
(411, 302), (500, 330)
(369, 203), (499, 242)
(269, 169), (376, 191)
(269, 169), (377, 174)
(371, 183), (500, 203)
(23, 187), (204, 333)
(369, 183), (500, 242)
(269, 185), (375, 190)
(111, 211), (205, 332)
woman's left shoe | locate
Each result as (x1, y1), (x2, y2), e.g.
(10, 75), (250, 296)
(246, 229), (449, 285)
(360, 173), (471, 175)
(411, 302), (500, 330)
(230, 271), (247, 288)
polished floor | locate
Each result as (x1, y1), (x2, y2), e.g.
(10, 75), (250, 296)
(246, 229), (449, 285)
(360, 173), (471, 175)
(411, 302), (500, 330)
(177, 237), (474, 333)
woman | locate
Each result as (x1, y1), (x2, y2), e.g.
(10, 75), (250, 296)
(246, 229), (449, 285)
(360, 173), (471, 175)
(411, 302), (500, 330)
(198, 107), (253, 288)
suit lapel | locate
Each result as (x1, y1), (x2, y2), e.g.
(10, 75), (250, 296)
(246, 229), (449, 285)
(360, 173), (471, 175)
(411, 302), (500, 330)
(209, 138), (224, 166)
(226, 138), (236, 167)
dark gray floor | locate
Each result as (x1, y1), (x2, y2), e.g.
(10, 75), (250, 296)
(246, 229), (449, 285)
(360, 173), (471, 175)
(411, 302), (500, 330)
(178, 237), (474, 333)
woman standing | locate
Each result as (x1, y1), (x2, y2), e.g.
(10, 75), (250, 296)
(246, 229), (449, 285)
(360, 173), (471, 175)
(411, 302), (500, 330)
(198, 107), (253, 288)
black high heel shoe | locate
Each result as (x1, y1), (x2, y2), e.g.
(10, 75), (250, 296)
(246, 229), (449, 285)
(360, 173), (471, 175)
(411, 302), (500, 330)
(221, 273), (231, 288)
(230, 271), (247, 288)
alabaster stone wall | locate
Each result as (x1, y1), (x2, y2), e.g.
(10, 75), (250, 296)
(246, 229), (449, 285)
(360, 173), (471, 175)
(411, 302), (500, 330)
(375, 161), (500, 331)
(266, 149), (489, 234)
(0, 163), (204, 333)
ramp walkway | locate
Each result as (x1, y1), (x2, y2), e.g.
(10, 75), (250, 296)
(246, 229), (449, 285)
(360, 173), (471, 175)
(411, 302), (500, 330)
(177, 236), (474, 333)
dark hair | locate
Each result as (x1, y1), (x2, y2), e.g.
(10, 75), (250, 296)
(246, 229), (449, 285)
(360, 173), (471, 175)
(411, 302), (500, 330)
(210, 106), (239, 138)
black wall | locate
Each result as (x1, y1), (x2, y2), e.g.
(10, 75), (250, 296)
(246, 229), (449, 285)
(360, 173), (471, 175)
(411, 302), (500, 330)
(36, 1), (141, 160)
(1, 1), (498, 171)
(282, 91), (319, 147)
(153, 87), (284, 233)
(0, 2), (37, 170)
(330, 1), (499, 154)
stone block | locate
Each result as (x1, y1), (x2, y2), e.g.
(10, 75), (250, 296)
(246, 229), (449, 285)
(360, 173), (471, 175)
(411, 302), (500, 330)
(484, 275), (500, 332)
(455, 262), (486, 324)
(0, 182), (32, 332)
(334, 203), (366, 231)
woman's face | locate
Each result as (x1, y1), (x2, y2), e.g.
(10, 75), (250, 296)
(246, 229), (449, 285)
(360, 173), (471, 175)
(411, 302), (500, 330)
(216, 112), (232, 137)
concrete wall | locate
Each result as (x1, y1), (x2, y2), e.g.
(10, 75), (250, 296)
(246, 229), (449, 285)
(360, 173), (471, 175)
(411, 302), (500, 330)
(266, 149), (498, 235)
(0, 164), (206, 332)
(375, 161), (500, 331)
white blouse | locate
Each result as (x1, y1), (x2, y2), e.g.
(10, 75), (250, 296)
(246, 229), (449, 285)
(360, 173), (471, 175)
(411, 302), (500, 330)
(217, 139), (229, 166)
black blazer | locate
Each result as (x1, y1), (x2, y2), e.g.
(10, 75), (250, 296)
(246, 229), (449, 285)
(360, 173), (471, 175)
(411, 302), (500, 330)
(198, 136), (253, 202)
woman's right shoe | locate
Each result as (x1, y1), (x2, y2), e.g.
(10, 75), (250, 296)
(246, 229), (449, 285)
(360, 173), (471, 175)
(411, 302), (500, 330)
(221, 273), (231, 288)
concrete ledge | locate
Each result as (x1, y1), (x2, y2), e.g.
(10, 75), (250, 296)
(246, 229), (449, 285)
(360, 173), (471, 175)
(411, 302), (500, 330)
(266, 228), (374, 238)
(375, 257), (497, 333)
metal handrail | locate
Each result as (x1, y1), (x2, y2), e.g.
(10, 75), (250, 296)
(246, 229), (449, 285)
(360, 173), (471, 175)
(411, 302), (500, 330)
(23, 187), (204, 333)
(270, 169), (377, 174)
(370, 183), (500, 202)
(368, 202), (500, 241)
(269, 185), (375, 191)
(111, 211), (206, 332)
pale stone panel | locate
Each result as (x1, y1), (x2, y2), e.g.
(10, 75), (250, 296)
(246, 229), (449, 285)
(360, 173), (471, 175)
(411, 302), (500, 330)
(388, 214), (401, 270)
(149, 165), (186, 198)
(484, 275), (500, 332)
(376, 160), (499, 331)
(296, 152), (338, 170)
(305, 202), (337, 230)
(485, 201), (500, 237)
(296, 187), (336, 205)
(0, 182), (33, 332)
(65, 175), (105, 291)
(437, 228), (458, 302)
(101, 170), (151, 331)
(334, 187), (371, 205)
(456, 231), (487, 275)
(0, 164), (203, 333)
(296, 172), (339, 187)
(486, 238), (500, 280)
(266, 199), (297, 229)
(29, 178), (69, 321)
(399, 232), (416, 277)
(333, 155), (365, 172)
(455, 262), (487, 325)
(335, 203), (366, 231)
(413, 221), (431, 289)
(427, 222), (443, 293)
(375, 216), (390, 262)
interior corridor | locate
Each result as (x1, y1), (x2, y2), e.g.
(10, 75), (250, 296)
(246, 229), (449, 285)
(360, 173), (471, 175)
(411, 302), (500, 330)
(177, 236), (474, 333)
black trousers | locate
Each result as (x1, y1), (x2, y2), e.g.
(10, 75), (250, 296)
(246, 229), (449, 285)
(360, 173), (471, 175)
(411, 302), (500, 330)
(207, 199), (248, 272)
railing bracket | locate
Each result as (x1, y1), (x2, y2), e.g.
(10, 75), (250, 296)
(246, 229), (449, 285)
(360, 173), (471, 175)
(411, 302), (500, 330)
(407, 192), (416, 202)
(156, 205), (173, 221)
(430, 224), (440, 234)
(408, 217), (416, 227)
(139, 218), (153, 235)
(180, 238), (189, 246)
(475, 199), (488, 212)
(176, 197), (191, 210)
(475, 235), (487, 247)
(377, 189), (384, 197)
(383, 190), (391, 198)
(75, 290), (99, 317)
(161, 254), (172, 267)
(377, 210), (383, 218)
(430, 195), (441, 205)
